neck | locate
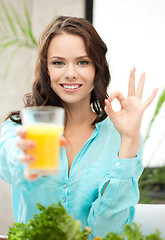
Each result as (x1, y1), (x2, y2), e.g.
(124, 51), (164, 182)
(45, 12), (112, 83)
(64, 101), (96, 128)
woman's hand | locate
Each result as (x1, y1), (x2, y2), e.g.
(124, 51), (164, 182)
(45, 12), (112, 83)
(105, 68), (158, 158)
(16, 127), (68, 181)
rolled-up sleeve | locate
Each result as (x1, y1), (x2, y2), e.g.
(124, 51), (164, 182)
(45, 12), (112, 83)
(87, 143), (143, 238)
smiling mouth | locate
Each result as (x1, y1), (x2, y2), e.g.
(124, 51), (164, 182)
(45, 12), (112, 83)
(60, 84), (82, 90)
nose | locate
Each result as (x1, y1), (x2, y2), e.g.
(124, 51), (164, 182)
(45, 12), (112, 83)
(65, 64), (78, 80)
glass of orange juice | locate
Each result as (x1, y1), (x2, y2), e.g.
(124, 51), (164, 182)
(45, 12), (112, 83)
(21, 106), (65, 175)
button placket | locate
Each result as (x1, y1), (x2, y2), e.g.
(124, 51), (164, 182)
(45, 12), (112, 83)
(62, 182), (68, 203)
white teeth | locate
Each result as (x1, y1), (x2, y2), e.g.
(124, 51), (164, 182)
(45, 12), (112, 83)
(62, 84), (80, 89)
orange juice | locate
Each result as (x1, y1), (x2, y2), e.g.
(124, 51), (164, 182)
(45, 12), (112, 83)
(26, 124), (63, 171)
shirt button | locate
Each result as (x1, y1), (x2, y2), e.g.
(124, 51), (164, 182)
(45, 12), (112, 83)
(62, 198), (66, 202)
(63, 183), (67, 188)
(116, 162), (120, 166)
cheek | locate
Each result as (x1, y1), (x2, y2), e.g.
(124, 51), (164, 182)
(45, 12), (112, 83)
(88, 68), (95, 85)
(81, 67), (95, 84)
(49, 69), (61, 84)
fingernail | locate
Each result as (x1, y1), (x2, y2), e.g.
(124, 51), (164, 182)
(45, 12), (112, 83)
(28, 155), (35, 161)
(133, 67), (136, 72)
(29, 143), (35, 148)
(31, 173), (38, 178)
(104, 99), (109, 105)
(108, 97), (112, 102)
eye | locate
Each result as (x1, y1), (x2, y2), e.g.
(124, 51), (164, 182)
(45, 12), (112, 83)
(78, 60), (89, 65)
(52, 61), (65, 67)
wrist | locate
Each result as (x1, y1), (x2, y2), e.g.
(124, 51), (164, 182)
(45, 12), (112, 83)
(119, 134), (141, 159)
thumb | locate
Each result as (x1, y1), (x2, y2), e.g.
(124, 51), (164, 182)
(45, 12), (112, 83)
(104, 99), (116, 122)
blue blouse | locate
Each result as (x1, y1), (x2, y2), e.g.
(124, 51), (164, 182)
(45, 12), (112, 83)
(0, 117), (143, 239)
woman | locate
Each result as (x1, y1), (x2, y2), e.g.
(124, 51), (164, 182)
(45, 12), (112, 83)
(0, 16), (157, 238)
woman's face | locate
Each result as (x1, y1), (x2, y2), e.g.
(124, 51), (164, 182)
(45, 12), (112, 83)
(47, 33), (95, 107)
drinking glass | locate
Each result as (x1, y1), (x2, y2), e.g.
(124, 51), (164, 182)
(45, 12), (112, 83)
(21, 106), (65, 175)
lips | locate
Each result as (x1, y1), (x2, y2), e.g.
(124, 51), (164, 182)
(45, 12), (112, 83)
(60, 83), (82, 91)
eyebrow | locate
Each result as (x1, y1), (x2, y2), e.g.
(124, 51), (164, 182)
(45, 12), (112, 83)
(49, 55), (89, 60)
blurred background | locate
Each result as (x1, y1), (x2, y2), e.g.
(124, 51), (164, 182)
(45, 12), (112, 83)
(0, 0), (165, 235)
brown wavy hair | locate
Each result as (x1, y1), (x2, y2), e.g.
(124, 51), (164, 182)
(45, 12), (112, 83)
(8, 16), (111, 125)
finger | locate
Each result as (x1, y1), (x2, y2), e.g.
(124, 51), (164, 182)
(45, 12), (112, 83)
(104, 99), (117, 122)
(128, 68), (136, 96)
(19, 153), (35, 164)
(60, 136), (69, 146)
(143, 88), (158, 110)
(109, 91), (125, 103)
(16, 139), (36, 152)
(16, 126), (27, 138)
(24, 169), (39, 181)
(136, 72), (146, 99)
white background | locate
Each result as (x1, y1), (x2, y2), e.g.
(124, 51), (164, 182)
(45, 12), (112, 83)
(93, 0), (165, 167)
